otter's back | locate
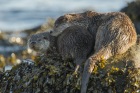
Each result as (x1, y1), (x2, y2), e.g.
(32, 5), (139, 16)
(57, 25), (94, 59)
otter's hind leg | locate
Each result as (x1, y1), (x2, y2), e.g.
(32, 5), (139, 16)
(81, 30), (136, 93)
(81, 47), (112, 93)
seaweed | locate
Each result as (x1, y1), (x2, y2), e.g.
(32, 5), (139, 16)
(0, 44), (140, 93)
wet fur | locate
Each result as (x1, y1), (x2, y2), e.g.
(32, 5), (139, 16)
(28, 25), (94, 73)
(28, 32), (53, 53)
(51, 11), (137, 93)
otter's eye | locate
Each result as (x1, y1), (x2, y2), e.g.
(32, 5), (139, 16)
(50, 30), (53, 34)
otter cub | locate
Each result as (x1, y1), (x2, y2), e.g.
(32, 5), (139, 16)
(28, 25), (93, 73)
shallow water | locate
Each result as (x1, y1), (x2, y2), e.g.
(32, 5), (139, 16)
(0, 0), (134, 31)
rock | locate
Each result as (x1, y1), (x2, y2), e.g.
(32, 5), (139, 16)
(0, 43), (140, 93)
(121, 0), (140, 34)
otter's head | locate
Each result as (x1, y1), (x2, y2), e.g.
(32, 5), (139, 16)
(28, 32), (51, 52)
(51, 13), (88, 36)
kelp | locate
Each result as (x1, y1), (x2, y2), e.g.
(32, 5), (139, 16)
(0, 45), (140, 93)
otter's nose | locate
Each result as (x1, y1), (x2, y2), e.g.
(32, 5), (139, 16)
(50, 30), (53, 34)
(31, 41), (36, 45)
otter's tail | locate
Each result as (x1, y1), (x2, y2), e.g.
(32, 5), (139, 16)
(81, 48), (112, 93)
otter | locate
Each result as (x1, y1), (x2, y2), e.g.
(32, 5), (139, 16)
(28, 32), (53, 54)
(50, 11), (137, 93)
(28, 25), (94, 73)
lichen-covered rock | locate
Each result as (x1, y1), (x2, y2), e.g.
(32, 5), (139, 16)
(0, 44), (140, 93)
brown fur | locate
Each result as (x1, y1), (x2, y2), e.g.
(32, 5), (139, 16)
(28, 32), (55, 53)
(28, 25), (94, 73)
(51, 11), (137, 93)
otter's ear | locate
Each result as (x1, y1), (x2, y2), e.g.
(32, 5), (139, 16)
(86, 11), (96, 18)
(64, 14), (72, 21)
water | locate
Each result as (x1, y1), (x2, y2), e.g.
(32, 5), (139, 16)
(0, 0), (134, 32)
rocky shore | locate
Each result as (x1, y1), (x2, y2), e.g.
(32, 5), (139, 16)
(0, 0), (140, 93)
(1, 42), (140, 93)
